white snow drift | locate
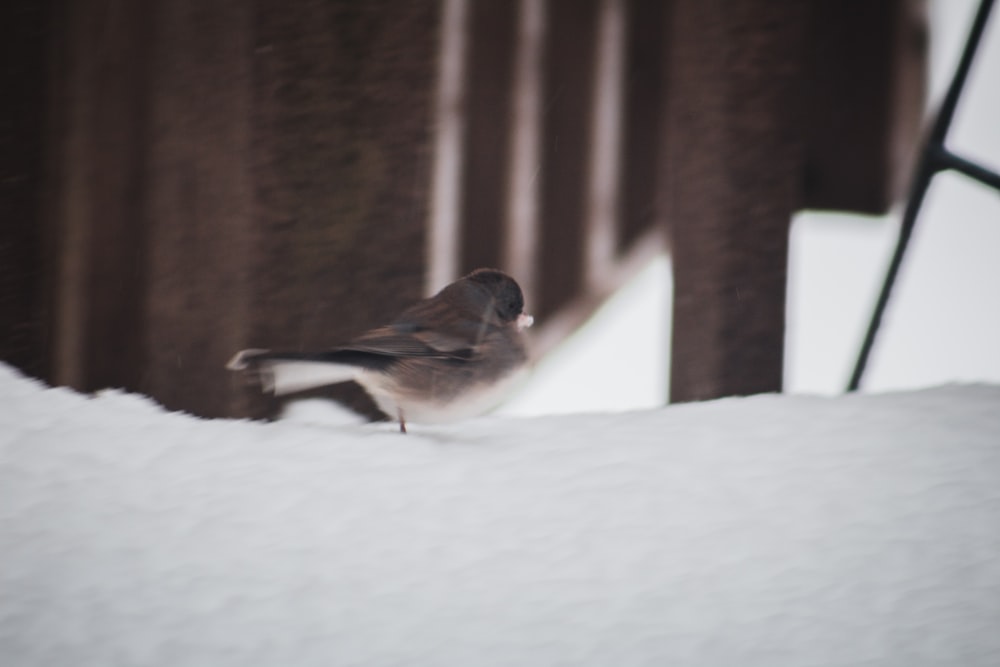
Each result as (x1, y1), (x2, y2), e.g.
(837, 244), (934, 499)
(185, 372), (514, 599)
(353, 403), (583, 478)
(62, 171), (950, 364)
(1, 363), (999, 666)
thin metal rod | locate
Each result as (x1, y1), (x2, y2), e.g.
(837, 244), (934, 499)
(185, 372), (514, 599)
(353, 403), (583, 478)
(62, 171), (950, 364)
(929, 0), (996, 145)
(846, 160), (934, 391)
(933, 146), (1000, 191)
(847, 0), (996, 391)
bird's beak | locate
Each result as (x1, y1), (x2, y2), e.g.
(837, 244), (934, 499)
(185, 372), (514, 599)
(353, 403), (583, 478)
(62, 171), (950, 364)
(517, 313), (534, 331)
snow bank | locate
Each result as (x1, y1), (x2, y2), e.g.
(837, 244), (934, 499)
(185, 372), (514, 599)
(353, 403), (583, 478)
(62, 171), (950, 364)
(2, 363), (999, 666)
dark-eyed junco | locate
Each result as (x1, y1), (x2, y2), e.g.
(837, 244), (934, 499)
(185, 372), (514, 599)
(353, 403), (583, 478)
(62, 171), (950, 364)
(227, 268), (533, 432)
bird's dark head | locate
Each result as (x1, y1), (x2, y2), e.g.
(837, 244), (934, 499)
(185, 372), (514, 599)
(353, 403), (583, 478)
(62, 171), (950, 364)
(465, 268), (531, 328)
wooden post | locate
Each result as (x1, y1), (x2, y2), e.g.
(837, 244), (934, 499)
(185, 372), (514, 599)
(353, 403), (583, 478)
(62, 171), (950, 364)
(801, 0), (926, 213)
(665, 0), (806, 402)
(46, 0), (156, 394)
(242, 0), (440, 419)
(536, 0), (601, 318)
(135, 0), (256, 417)
(618, 0), (668, 253)
(0, 0), (53, 380)
(458, 0), (518, 275)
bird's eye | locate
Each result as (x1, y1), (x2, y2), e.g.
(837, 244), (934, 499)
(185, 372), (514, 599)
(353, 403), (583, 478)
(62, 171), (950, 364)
(496, 296), (521, 322)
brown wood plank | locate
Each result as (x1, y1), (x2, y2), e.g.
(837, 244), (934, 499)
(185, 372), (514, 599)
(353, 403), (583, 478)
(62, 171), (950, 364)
(459, 0), (518, 275)
(0, 0), (54, 380)
(801, 0), (926, 213)
(243, 0), (440, 418)
(537, 0), (601, 319)
(134, 0), (256, 417)
(44, 0), (154, 392)
(665, 0), (807, 402)
(618, 0), (668, 254)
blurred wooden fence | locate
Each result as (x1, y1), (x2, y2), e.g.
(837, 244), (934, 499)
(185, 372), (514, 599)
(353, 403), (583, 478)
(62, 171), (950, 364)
(0, 0), (924, 418)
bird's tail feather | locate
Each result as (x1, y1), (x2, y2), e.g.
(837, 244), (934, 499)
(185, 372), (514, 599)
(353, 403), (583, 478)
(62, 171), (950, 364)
(227, 349), (361, 396)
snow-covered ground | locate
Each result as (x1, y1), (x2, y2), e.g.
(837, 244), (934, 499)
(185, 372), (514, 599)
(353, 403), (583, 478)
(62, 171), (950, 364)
(2, 363), (999, 666)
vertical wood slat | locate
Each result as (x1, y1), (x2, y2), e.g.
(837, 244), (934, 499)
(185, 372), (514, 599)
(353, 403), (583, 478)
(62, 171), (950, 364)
(536, 0), (601, 319)
(247, 0), (441, 419)
(427, 0), (468, 294)
(0, 0), (53, 380)
(584, 0), (626, 290)
(458, 0), (518, 276)
(801, 0), (926, 213)
(49, 0), (153, 392)
(140, 0), (254, 417)
(665, 0), (807, 402)
(503, 0), (546, 309)
(619, 0), (669, 254)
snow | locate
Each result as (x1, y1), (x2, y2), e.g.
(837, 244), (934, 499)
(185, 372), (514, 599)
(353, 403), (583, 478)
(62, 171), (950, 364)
(500, 256), (670, 416)
(3, 363), (1000, 666)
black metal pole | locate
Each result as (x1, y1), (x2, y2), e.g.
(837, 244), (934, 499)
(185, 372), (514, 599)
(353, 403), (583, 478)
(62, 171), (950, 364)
(847, 0), (997, 392)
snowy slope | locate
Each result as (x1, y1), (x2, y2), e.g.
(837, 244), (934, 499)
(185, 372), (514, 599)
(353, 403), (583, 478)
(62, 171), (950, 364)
(2, 363), (999, 667)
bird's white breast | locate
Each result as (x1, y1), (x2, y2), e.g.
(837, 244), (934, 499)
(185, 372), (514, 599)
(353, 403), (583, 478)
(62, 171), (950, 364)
(356, 367), (528, 424)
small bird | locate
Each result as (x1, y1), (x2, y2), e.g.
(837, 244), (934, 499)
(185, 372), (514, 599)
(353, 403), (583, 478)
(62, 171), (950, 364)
(227, 268), (534, 433)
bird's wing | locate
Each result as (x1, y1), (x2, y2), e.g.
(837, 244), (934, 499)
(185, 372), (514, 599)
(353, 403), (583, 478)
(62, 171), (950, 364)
(343, 323), (479, 360)
(343, 288), (498, 359)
